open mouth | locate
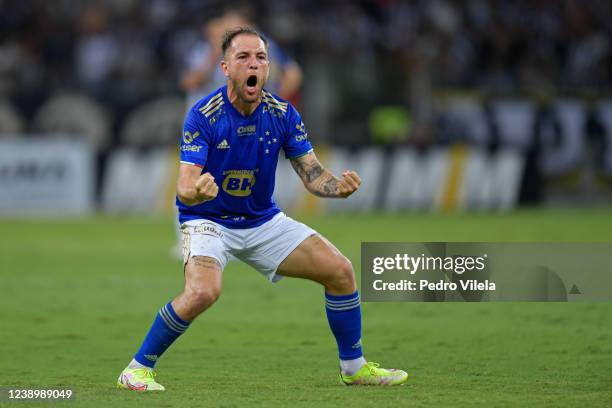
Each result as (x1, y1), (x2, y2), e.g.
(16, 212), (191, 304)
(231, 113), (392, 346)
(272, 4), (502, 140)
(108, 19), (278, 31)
(246, 75), (258, 93)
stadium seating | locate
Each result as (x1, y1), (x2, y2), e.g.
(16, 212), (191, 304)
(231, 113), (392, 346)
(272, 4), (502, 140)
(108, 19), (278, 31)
(120, 97), (185, 146)
(0, 99), (25, 135)
(32, 93), (111, 151)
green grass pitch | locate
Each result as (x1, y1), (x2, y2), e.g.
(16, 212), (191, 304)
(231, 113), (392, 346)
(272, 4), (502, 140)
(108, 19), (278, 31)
(1, 209), (611, 407)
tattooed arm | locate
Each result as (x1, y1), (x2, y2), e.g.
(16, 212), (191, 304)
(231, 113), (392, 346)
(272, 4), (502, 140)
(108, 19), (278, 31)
(289, 151), (361, 198)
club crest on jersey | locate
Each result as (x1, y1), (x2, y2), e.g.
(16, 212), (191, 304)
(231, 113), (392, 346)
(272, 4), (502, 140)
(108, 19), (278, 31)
(183, 131), (199, 144)
(222, 169), (256, 197)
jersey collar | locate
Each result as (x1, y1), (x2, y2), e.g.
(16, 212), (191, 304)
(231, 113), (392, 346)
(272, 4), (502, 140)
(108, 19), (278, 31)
(222, 85), (264, 119)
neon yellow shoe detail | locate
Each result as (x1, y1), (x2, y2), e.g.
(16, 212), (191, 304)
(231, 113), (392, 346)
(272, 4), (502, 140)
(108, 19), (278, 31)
(116, 367), (165, 391)
(340, 362), (408, 386)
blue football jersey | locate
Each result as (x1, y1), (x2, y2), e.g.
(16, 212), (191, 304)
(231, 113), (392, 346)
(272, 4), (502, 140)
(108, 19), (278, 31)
(177, 85), (313, 228)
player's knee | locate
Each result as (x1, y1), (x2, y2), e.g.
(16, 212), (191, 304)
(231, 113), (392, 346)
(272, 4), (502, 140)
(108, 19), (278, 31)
(327, 256), (356, 292)
(186, 284), (221, 314)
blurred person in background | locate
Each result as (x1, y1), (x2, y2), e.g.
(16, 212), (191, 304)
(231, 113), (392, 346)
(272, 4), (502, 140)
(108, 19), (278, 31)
(180, 6), (303, 108)
(75, 3), (120, 101)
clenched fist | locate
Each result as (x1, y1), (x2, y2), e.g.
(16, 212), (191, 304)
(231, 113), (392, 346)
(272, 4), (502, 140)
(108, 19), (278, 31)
(194, 172), (219, 203)
(338, 170), (361, 198)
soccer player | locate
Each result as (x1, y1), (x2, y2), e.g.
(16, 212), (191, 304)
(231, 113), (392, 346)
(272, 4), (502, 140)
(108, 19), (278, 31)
(173, 7), (303, 259)
(117, 27), (408, 391)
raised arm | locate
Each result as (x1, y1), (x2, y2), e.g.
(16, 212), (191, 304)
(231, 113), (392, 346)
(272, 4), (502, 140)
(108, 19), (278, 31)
(176, 163), (219, 206)
(289, 151), (361, 198)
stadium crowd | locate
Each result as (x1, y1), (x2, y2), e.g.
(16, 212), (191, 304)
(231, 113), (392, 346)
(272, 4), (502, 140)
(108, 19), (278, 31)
(1, 0), (611, 144)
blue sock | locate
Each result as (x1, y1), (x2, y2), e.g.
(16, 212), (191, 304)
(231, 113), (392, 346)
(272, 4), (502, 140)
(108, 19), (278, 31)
(325, 291), (363, 360)
(133, 301), (190, 368)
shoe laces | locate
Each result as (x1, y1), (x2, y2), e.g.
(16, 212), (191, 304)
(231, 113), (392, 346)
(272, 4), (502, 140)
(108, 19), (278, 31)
(133, 368), (156, 382)
(365, 362), (381, 374)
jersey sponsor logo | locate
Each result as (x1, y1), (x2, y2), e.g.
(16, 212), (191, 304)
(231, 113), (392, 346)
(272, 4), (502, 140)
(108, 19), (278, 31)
(181, 145), (203, 152)
(221, 169), (256, 197)
(295, 122), (308, 142)
(237, 125), (256, 136)
(183, 131), (200, 144)
(216, 139), (230, 149)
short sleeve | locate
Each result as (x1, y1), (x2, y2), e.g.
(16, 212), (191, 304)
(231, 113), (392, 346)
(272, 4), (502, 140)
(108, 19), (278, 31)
(283, 104), (313, 159)
(180, 108), (210, 168)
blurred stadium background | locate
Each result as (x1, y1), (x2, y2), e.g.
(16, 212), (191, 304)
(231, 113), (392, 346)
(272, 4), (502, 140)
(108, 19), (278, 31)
(1, 0), (612, 214)
(1, 1), (611, 406)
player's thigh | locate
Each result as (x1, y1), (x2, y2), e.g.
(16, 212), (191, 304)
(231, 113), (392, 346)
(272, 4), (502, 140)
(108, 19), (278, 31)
(181, 220), (231, 295)
(277, 234), (354, 285)
(184, 255), (223, 297)
(236, 212), (316, 283)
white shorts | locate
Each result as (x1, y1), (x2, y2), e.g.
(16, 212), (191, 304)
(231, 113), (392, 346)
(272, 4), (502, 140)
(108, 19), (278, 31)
(180, 212), (316, 283)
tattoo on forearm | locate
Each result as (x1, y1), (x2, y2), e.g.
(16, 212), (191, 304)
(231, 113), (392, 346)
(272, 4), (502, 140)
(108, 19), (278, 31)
(305, 163), (324, 182)
(313, 176), (340, 197)
(290, 156), (323, 182)
(290, 153), (342, 197)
